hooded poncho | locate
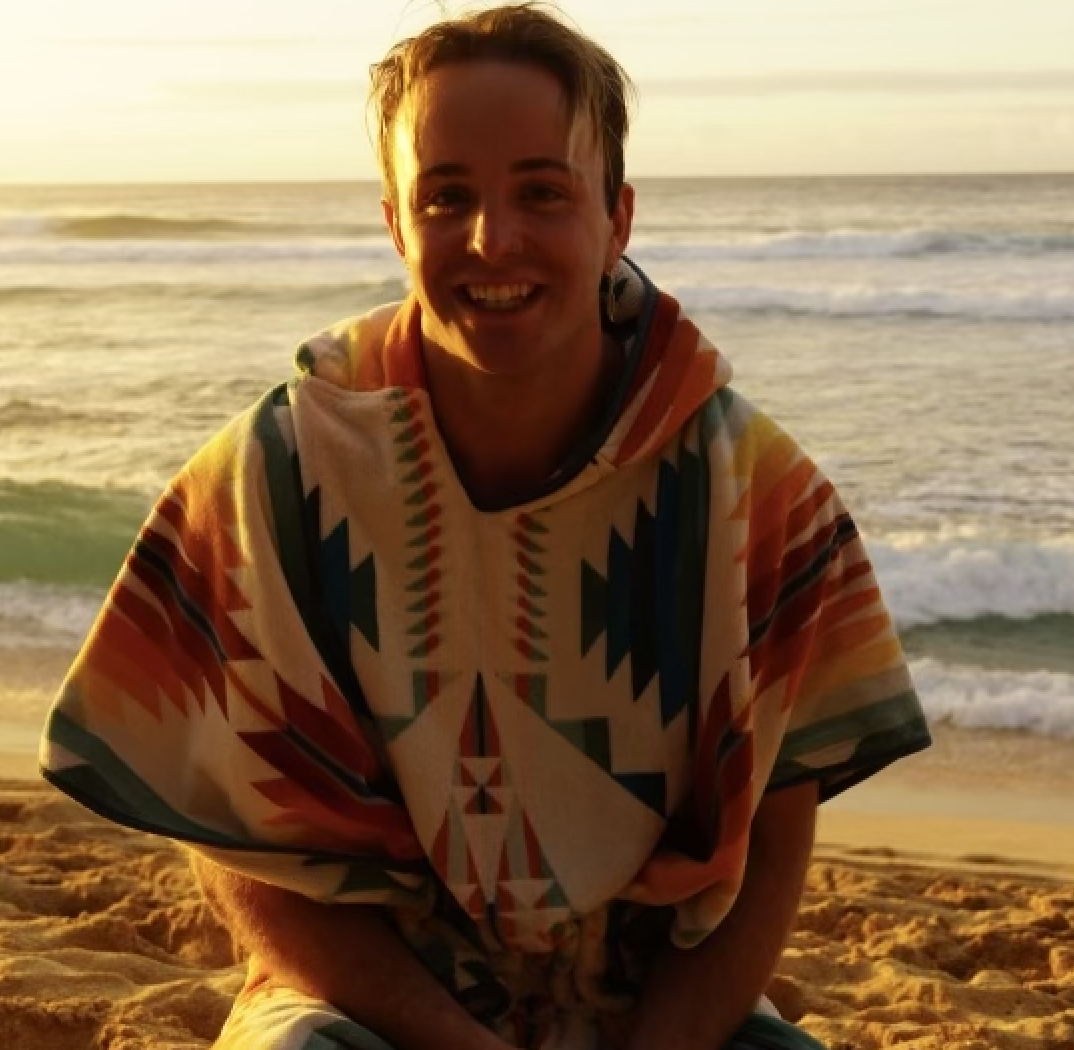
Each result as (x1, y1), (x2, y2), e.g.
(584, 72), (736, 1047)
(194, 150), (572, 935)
(40, 259), (929, 1044)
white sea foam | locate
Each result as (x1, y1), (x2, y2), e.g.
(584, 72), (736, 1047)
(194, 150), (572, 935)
(632, 230), (1074, 260)
(0, 582), (102, 650)
(667, 283), (1074, 321)
(869, 537), (1074, 628)
(0, 213), (388, 241)
(6, 211), (1074, 259)
(0, 216), (52, 238)
(0, 239), (401, 267)
(5, 226), (1074, 271)
(910, 659), (1074, 738)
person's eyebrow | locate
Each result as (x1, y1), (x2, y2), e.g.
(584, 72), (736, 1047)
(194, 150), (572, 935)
(511, 157), (579, 176)
(417, 163), (468, 180)
(416, 158), (579, 179)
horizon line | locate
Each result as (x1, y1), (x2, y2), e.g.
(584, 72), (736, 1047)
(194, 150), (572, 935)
(2, 170), (1073, 191)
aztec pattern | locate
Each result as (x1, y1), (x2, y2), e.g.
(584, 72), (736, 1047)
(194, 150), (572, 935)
(40, 259), (930, 1047)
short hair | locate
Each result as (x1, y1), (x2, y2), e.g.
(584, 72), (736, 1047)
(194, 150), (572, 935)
(369, 2), (635, 214)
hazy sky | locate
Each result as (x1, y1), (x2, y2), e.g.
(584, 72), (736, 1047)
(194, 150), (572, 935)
(3, 0), (1074, 183)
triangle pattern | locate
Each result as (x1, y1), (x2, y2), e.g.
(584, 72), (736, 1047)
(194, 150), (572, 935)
(452, 785), (481, 814)
(349, 553), (379, 651)
(460, 757), (503, 786)
(499, 878), (556, 911)
(463, 814), (511, 902)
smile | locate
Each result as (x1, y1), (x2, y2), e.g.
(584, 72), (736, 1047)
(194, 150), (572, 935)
(461, 283), (538, 311)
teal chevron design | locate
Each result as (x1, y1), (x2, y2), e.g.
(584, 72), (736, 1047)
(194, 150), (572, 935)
(377, 670), (460, 743)
(581, 431), (710, 729)
(319, 514), (379, 652)
(253, 388), (374, 722)
(349, 554), (378, 650)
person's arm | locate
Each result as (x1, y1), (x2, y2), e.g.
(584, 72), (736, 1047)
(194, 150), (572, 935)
(191, 855), (515, 1050)
(618, 779), (819, 1050)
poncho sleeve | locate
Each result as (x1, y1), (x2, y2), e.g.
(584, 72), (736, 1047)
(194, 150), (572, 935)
(621, 392), (929, 948)
(39, 385), (432, 909)
(739, 414), (930, 801)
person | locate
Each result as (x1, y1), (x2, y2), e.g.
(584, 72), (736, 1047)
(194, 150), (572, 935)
(40, 5), (931, 1049)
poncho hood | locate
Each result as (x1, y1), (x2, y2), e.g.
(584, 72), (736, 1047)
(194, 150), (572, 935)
(293, 257), (733, 506)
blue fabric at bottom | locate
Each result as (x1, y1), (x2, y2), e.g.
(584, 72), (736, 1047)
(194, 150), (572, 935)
(723, 1013), (828, 1050)
(289, 1010), (830, 1050)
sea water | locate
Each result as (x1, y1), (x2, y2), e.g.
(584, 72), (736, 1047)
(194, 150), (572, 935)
(1, 176), (1072, 748)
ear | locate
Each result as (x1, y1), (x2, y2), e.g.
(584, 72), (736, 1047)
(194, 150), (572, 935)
(381, 196), (407, 260)
(604, 181), (635, 273)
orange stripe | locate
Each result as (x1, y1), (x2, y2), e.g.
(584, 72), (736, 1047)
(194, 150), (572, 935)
(614, 297), (701, 463)
(744, 478), (827, 630)
(630, 837), (749, 901)
(638, 353), (719, 458)
(796, 635), (904, 709)
(109, 585), (198, 709)
(256, 778), (423, 858)
(85, 618), (168, 721)
(621, 292), (679, 404)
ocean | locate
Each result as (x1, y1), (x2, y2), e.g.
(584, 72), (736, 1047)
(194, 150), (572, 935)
(1, 175), (1072, 755)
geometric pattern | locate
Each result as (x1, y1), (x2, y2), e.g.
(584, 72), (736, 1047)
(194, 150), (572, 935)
(581, 435), (709, 729)
(512, 511), (550, 663)
(106, 475), (259, 722)
(429, 674), (570, 947)
(256, 393), (378, 728)
(500, 671), (667, 817)
(316, 503), (379, 653)
(375, 669), (460, 745)
(390, 389), (445, 660)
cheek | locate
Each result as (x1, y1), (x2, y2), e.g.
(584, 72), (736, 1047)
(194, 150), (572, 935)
(408, 231), (456, 276)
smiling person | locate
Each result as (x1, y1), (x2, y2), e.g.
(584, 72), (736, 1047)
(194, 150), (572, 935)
(39, 5), (930, 1050)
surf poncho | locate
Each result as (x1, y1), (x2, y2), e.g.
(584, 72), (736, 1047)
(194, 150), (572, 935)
(41, 259), (929, 1044)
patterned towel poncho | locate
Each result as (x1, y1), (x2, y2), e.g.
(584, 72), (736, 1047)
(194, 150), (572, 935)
(40, 258), (930, 1039)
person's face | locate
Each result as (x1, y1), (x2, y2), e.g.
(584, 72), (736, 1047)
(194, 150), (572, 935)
(382, 61), (633, 383)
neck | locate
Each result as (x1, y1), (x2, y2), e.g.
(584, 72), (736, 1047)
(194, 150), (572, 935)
(423, 333), (621, 508)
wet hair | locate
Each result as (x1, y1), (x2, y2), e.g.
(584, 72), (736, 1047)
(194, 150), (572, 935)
(369, 2), (634, 214)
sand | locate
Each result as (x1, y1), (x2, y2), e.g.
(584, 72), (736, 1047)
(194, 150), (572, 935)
(1, 752), (1072, 1050)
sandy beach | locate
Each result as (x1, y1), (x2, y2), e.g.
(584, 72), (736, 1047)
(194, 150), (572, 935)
(0, 725), (1071, 1050)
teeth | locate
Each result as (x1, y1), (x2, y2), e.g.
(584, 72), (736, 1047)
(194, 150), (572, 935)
(466, 283), (534, 308)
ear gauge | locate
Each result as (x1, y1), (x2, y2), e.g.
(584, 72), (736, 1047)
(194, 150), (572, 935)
(603, 260), (625, 324)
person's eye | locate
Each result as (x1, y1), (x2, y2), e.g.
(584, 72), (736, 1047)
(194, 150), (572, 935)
(421, 186), (471, 216)
(522, 182), (568, 205)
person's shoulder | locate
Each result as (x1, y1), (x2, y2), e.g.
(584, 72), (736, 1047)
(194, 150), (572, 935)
(294, 302), (405, 392)
(694, 386), (812, 467)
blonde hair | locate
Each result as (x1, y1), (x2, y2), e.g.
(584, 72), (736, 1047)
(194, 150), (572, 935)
(369, 2), (635, 213)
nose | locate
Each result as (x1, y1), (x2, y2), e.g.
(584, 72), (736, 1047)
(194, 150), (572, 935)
(468, 200), (522, 262)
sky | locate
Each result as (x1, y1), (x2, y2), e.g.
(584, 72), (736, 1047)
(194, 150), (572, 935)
(2, 0), (1073, 183)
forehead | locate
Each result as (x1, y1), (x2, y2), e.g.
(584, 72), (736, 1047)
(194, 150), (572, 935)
(391, 61), (600, 177)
